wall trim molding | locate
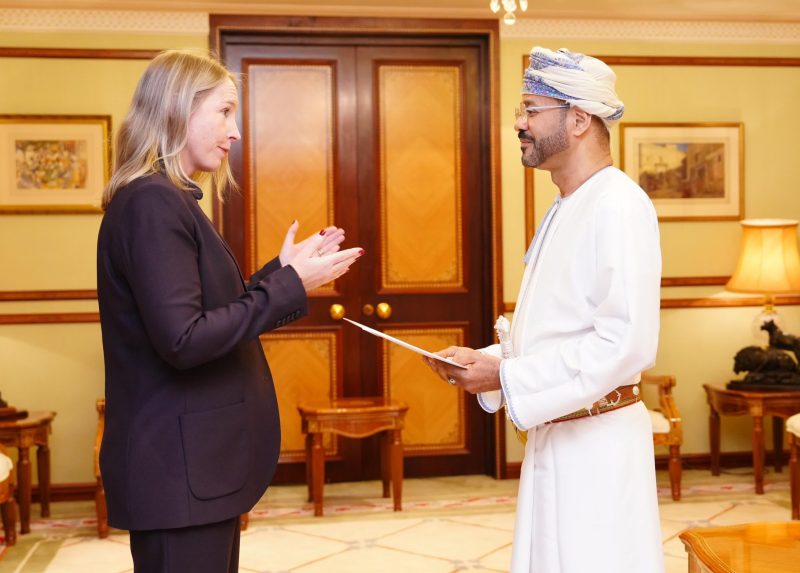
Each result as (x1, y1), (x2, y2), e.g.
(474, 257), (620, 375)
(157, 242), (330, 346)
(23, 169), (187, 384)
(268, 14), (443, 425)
(0, 313), (99, 324)
(0, 8), (208, 35)
(501, 280), (800, 313)
(502, 18), (800, 44)
(0, 47), (159, 59)
(0, 289), (97, 301)
(2, 9), (798, 45)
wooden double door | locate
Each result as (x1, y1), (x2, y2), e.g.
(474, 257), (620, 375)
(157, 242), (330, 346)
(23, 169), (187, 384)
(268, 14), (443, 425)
(217, 22), (497, 482)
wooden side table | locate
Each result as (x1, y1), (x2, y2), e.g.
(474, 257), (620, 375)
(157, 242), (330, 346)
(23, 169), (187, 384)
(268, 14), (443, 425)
(298, 397), (408, 517)
(704, 384), (800, 494)
(0, 411), (56, 534)
(680, 521), (800, 573)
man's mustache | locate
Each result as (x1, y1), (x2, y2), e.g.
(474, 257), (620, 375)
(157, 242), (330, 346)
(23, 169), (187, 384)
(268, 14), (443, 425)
(518, 131), (534, 142)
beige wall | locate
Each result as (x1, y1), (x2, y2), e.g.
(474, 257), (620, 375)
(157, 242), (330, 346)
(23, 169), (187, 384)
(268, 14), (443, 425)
(2, 17), (800, 482)
(0, 30), (208, 485)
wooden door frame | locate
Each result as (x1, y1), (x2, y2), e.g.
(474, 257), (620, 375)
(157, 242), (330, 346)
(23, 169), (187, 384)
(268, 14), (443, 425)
(210, 14), (507, 478)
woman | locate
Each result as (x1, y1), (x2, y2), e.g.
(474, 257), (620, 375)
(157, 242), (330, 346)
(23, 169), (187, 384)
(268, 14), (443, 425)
(97, 49), (362, 572)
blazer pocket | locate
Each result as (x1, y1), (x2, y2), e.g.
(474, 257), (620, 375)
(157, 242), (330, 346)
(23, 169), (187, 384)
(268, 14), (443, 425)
(179, 401), (249, 500)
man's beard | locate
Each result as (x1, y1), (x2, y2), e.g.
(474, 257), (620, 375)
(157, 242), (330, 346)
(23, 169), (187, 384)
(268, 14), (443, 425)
(519, 121), (569, 168)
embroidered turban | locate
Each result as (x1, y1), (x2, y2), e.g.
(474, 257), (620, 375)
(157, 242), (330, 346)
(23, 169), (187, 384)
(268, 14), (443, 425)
(522, 47), (625, 129)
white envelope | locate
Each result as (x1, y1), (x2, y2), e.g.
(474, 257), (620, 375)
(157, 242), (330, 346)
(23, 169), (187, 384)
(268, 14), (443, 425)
(343, 318), (468, 369)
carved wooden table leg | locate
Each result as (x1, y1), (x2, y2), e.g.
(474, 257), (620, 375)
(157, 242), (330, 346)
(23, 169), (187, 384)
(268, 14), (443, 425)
(390, 429), (403, 511)
(380, 432), (390, 498)
(311, 433), (325, 516)
(791, 434), (799, 520)
(305, 433), (314, 503)
(17, 446), (31, 534)
(710, 408), (721, 476)
(753, 415), (765, 494)
(37, 443), (51, 517)
(773, 416), (784, 473)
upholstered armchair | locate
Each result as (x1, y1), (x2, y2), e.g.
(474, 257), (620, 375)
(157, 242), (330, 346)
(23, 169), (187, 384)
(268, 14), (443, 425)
(789, 413), (800, 520)
(0, 444), (17, 545)
(641, 374), (683, 501)
(94, 399), (109, 538)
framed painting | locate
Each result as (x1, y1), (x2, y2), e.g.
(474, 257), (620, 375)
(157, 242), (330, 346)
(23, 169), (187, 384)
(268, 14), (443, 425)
(0, 115), (111, 214)
(619, 122), (744, 221)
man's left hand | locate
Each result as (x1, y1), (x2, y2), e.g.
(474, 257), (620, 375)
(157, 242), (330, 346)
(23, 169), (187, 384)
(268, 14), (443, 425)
(422, 346), (502, 394)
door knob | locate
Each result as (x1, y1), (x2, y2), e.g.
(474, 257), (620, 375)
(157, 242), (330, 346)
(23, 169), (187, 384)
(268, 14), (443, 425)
(362, 304), (375, 316)
(376, 302), (392, 320)
(329, 304), (345, 321)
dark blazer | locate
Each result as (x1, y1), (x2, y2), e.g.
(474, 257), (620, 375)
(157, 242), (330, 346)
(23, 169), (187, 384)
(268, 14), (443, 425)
(97, 173), (307, 531)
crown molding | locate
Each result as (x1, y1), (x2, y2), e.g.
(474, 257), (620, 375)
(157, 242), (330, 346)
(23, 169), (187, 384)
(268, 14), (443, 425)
(501, 18), (800, 44)
(2, 9), (799, 44)
(0, 8), (208, 34)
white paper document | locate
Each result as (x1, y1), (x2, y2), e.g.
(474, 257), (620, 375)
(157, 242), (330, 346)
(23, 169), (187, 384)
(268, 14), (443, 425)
(343, 318), (468, 369)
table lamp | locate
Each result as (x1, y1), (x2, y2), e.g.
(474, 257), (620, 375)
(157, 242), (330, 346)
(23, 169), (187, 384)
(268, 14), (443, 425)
(726, 219), (800, 340)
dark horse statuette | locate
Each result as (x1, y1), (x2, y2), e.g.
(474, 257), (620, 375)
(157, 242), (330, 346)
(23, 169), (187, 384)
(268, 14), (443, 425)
(728, 320), (800, 390)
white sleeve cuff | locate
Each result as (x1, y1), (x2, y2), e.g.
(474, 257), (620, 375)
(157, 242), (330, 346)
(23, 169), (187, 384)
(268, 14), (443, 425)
(500, 358), (526, 430)
(477, 390), (505, 413)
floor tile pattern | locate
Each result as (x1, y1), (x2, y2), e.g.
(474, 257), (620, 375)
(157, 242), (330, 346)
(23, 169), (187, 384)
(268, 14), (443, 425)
(0, 468), (793, 573)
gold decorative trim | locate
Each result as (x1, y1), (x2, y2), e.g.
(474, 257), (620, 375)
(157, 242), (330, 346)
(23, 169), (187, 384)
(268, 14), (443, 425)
(503, 18), (800, 44)
(0, 8), (208, 34)
(381, 326), (466, 453)
(379, 65), (464, 290)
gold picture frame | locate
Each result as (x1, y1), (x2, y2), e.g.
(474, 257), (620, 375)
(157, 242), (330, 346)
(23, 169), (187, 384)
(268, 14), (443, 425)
(0, 114), (111, 214)
(619, 122), (744, 221)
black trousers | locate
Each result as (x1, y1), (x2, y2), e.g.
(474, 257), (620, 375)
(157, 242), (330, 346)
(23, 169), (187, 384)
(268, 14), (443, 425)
(129, 516), (240, 573)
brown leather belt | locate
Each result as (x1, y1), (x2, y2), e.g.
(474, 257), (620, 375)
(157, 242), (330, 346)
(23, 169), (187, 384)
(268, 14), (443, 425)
(544, 384), (641, 425)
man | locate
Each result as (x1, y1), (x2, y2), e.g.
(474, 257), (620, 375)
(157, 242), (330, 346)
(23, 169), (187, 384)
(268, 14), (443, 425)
(423, 47), (664, 573)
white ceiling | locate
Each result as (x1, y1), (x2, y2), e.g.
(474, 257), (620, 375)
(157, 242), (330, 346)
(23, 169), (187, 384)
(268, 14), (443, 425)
(1, 0), (799, 23)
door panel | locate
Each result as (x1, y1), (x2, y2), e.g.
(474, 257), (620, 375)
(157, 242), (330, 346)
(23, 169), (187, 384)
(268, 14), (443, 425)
(260, 331), (339, 462)
(222, 35), (494, 482)
(249, 63), (337, 283)
(378, 65), (464, 290)
(357, 46), (488, 475)
(382, 326), (465, 454)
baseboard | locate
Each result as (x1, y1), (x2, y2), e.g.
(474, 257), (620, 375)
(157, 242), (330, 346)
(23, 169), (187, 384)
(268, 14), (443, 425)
(503, 450), (791, 480)
(30, 450), (797, 504)
(30, 482), (96, 503)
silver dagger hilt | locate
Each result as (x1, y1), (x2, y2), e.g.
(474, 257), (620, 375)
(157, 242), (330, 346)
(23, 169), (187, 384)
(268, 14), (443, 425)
(494, 315), (514, 359)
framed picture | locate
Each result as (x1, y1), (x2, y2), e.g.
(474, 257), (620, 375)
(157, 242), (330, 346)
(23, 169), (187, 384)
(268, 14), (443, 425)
(0, 115), (111, 214)
(619, 122), (744, 221)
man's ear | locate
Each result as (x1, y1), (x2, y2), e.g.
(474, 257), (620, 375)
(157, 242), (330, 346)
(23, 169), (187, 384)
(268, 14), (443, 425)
(570, 107), (593, 137)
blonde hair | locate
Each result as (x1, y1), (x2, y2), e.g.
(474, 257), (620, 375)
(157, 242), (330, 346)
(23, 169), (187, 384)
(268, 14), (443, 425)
(102, 49), (238, 210)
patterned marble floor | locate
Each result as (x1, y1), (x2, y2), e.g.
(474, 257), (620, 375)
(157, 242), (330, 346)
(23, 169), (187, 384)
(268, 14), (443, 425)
(0, 468), (793, 573)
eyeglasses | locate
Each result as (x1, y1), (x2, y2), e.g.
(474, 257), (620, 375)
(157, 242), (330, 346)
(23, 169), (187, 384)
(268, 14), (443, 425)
(514, 103), (570, 123)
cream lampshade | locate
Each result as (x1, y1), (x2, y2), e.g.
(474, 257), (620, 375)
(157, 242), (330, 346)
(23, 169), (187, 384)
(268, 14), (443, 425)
(726, 219), (800, 337)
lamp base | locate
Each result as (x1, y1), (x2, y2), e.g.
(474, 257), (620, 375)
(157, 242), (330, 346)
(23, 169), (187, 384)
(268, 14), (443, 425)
(751, 306), (784, 344)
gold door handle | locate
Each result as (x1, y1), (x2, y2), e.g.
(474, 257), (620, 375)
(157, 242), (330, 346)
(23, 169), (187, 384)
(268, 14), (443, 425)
(376, 302), (392, 320)
(362, 304), (374, 316)
(329, 304), (345, 321)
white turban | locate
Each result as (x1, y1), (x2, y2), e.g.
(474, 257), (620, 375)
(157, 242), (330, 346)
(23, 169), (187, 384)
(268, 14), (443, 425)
(522, 47), (624, 129)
